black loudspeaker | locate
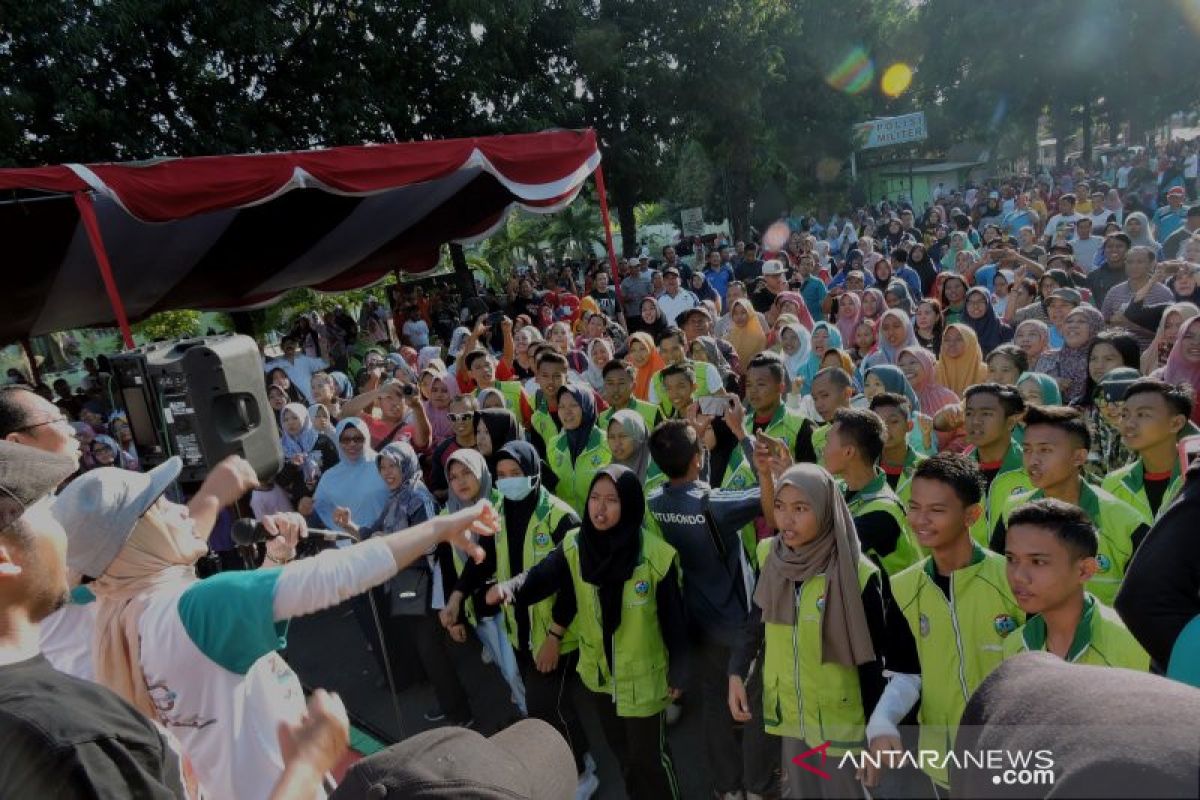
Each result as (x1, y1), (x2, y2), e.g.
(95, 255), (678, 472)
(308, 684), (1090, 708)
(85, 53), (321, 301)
(109, 335), (283, 483)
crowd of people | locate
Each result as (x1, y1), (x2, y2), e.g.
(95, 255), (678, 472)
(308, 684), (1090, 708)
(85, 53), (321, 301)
(3, 150), (1200, 800)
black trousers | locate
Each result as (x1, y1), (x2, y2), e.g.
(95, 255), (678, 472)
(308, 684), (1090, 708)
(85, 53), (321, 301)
(517, 649), (590, 774)
(694, 638), (779, 795)
(388, 613), (473, 723)
(592, 696), (680, 800)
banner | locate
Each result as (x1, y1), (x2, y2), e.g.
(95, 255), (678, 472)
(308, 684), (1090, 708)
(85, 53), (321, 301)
(853, 112), (928, 150)
(680, 206), (705, 236)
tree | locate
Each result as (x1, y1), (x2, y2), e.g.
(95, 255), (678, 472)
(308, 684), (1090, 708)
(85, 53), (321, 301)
(132, 310), (202, 341)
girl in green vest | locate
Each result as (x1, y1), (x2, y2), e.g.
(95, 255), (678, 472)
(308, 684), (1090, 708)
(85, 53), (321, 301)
(730, 462), (887, 800)
(547, 384), (612, 514)
(491, 466), (688, 799)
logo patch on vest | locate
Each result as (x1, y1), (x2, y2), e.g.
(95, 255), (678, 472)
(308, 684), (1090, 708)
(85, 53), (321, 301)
(816, 595), (826, 613)
(993, 614), (1017, 637)
(634, 580), (650, 597)
(592, 455), (603, 466)
(534, 532), (551, 548)
(919, 613), (930, 637)
(1095, 553), (1112, 573)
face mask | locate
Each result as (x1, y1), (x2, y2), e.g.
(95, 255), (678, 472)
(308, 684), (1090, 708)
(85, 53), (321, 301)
(496, 476), (536, 502)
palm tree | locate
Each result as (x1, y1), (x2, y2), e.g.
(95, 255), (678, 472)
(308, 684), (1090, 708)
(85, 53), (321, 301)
(542, 199), (606, 259)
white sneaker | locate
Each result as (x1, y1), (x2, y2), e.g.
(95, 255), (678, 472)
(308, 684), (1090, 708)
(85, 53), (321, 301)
(575, 770), (600, 800)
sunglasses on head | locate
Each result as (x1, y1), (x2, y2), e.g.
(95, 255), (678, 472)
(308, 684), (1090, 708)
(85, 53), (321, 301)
(449, 412), (474, 423)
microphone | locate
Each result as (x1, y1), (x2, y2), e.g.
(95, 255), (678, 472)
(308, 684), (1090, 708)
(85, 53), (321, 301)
(231, 518), (358, 547)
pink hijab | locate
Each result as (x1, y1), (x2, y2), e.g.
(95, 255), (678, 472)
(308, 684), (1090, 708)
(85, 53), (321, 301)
(774, 291), (816, 330)
(836, 291), (862, 345)
(900, 346), (960, 415)
(1163, 316), (1200, 424)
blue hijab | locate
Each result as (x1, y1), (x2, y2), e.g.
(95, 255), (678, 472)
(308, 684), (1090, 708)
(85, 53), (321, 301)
(280, 403), (320, 458)
(865, 364), (922, 414)
(374, 441), (439, 533)
(313, 417), (390, 529)
(799, 322), (844, 389)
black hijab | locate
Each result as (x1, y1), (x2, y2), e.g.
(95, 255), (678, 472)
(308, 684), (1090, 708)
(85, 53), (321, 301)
(477, 408), (521, 474)
(495, 440), (542, 565)
(578, 465), (645, 643)
(557, 384), (597, 461)
(962, 286), (1013, 354)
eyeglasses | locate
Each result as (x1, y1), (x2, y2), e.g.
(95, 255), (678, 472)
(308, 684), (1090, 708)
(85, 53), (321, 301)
(339, 435), (366, 445)
(448, 413), (474, 423)
(14, 415), (68, 433)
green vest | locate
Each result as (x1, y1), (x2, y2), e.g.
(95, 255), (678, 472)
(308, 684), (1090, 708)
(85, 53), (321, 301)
(1004, 483), (1143, 606)
(890, 546), (1023, 787)
(812, 423), (831, 466)
(547, 426), (612, 513)
(530, 392), (560, 449)
(562, 527), (679, 717)
(448, 489), (506, 625)
(1101, 459), (1185, 526)
(970, 440), (1031, 549)
(650, 360), (714, 417)
(844, 471), (920, 576)
(722, 405), (808, 566)
(477, 380), (526, 415)
(645, 463), (667, 495)
(1003, 593), (1150, 670)
(756, 538), (878, 752)
(598, 397), (661, 434)
(495, 489), (579, 655)
(891, 447), (926, 507)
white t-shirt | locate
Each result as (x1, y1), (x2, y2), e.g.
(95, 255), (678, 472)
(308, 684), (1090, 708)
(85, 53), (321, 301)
(656, 290), (700, 327)
(1070, 236), (1104, 272)
(1043, 212), (1081, 243)
(1117, 165), (1133, 189)
(1185, 154), (1198, 180)
(267, 355), (327, 403)
(39, 586), (98, 681)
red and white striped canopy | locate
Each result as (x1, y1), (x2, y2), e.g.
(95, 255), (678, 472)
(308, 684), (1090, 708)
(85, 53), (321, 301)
(0, 128), (600, 342)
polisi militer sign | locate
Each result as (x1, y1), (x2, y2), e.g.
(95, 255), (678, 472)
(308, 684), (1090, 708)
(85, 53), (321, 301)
(853, 112), (928, 150)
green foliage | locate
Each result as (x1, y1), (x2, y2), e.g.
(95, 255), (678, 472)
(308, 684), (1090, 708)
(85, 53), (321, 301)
(132, 310), (202, 341)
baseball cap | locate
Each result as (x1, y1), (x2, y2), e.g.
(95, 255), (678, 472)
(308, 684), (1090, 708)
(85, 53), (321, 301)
(677, 306), (713, 327)
(1168, 186), (1186, 198)
(0, 441), (77, 529)
(1048, 288), (1082, 307)
(53, 456), (182, 578)
(662, 265), (680, 277)
(330, 719), (575, 800)
(761, 259), (787, 276)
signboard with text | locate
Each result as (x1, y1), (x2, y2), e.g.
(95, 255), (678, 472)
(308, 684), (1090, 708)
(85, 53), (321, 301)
(853, 112), (928, 150)
(680, 206), (705, 236)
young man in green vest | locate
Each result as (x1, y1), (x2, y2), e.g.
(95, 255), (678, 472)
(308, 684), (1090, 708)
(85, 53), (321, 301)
(463, 349), (533, 429)
(809, 367), (856, 463)
(869, 393), (923, 496)
(658, 362), (699, 421)
(1002, 497), (1150, 670)
(598, 359), (661, 433)
(824, 407), (919, 577)
(649, 328), (717, 416)
(992, 405), (1148, 606)
(529, 350), (569, 460)
(862, 453), (1022, 792)
(722, 352), (817, 491)
(1104, 379), (1191, 524)
(960, 383), (1030, 547)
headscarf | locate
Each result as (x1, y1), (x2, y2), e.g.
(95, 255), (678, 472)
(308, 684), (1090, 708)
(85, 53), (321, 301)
(901, 346), (960, 414)
(495, 440), (543, 544)
(628, 331), (666, 401)
(375, 442), (438, 532)
(1124, 211), (1159, 250)
(90, 508), (209, 720)
(862, 308), (919, 369)
(576, 296), (602, 334)
(728, 298), (768, 369)
(607, 409), (651, 480)
(774, 291), (815, 330)
(313, 417), (390, 528)
(418, 346), (443, 372)
(1016, 372), (1063, 405)
(448, 326), (472, 360)
(1163, 316), (1200, 423)
(577, 466), (645, 642)
(422, 366), (460, 442)
(861, 288), (887, 322)
(476, 387), (507, 409)
(936, 323), (990, 398)
(884, 279), (917, 315)
(639, 297), (668, 340)
(962, 287), (1013, 355)
(908, 243), (939, 296)
(1014, 319), (1051, 363)
(799, 322), (842, 389)
(1144, 302), (1200, 374)
(1034, 306), (1104, 405)
(445, 447), (493, 512)
(584, 338), (615, 391)
(865, 364), (921, 414)
(558, 384), (598, 461)
(280, 402), (320, 458)
(777, 321), (814, 385)
(753, 464), (876, 667)
(835, 290), (862, 345)
(476, 408), (521, 473)
(691, 336), (731, 373)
